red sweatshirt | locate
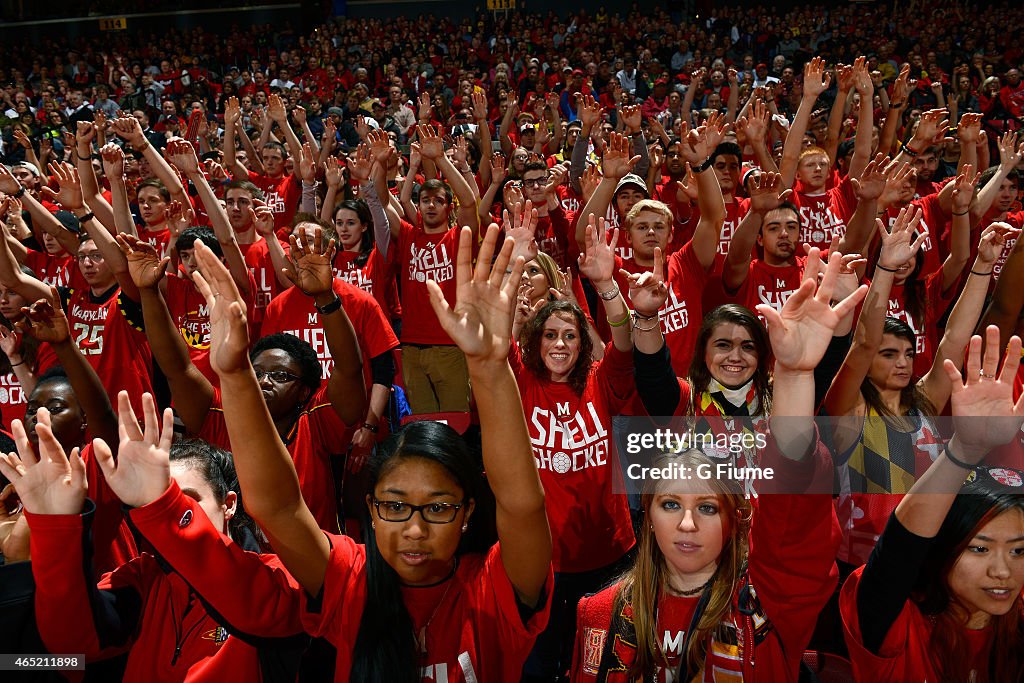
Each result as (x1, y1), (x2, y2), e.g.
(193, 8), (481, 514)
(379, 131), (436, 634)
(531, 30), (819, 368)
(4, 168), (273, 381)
(28, 488), (301, 682)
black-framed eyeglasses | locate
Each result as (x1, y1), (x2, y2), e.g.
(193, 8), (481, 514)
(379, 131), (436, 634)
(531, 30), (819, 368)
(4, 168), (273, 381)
(373, 498), (464, 524)
(254, 369), (301, 384)
(522, 177), (548, 188)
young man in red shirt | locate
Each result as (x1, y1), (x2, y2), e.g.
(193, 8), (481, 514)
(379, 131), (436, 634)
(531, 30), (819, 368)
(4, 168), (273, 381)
(779, 57), (875, 252)
(390, 124), (480, 414)
(224, 94), (303, 235)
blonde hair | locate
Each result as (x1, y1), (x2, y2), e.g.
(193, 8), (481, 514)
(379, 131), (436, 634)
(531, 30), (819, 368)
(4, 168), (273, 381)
(624, 199), (674, 232)
(530, 251), (565, 297)
(616, 450), (752, 680)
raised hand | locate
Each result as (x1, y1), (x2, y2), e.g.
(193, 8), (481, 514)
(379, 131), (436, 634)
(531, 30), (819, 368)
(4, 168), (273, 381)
(267, 94), (288, 123)
(12, 128), (32, 150)
(452, 136), (470, 167)
(802, 57), (832, 99)
(426, 224), (524, 363)
(911, 109), (952, 148)
(836, 64), (855, 93)
(298, 142), (316, 184)
(292, 105), (307, 126)
(110, 115), (146, 147)
(890, 65), (911, 107)
(0, 411), (86, 515)
(674, 163), (698, 204)
(757, 250), (868, 372)
(74, 120), (96, 147)
(224, 96), (241, 127)
(581, 163), (602, 202)
(957, 112), (983, 146)
(649, 144), (664, 171)
(997, 131), (1024, 169)
(17, 291), (68, 345)
(950, 165), (978, 214)
(577, 94), (602, 129)
(165, 138), (199, 176)
(324, 157), (345, 189)
(250, 200), (276, 238)
(99, 142), (126, 180)
(877, 206), (927, 270)
(943, 327), (1024, 461)
(623, 247), (667, 316)
(489, 152), (507, 186)
(192, 240), (250, 376)
(164, 200), (195, 241)
(877, 160), (914, 207)
(748, 171), (792, 213)
(0, 325), (23, 365)
(0, 483), (29, 562)
(831, 253), (868, 302)
(366, 128), (391, 163)
(471, 90), (488, 121)
(850, 153), (891, 200)
(0, 166), (22, 195)
(977, 222), (1020, 267)
(621, 104), (642, 134)
(347, 143), (373, 183)
(416, 124), (444, 160)
(93, 392), (174, 508)
(851, 56), (873, 95)
(40, 162), (85, 210)
(286, 227), (335, 296)
(680, 114), (729, 164)
(502, 200), (538, 263)
(577, 215), (618, 286)
(418, 92), (433, 122)
(600, 132), (640, 180)
(117, 234), (169, 289)
(354, 115), (370, 141)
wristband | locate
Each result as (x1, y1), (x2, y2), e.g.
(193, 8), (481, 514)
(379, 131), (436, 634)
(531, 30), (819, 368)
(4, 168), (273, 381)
(942, 443), (978, 471)
(633, 310), (659, 320)
(607, 312), (631, 327)
(75, 211), (95, 223)
(12, 186), (25, 199)
(631, 312), (661, 331)
(597, 284), (620, 301)
(9, 360), (23, 367)
(695, 155), (715, 173)
(902, 143), (921, 157)
(952, 209), (970, 216)
(970, 269), (993, 276)
(362, 422), (379, 433)
(890, 100), (906, 109)
(876, 264), (899, 273)
(315, 294), (343, 315)
(76, 151), (91, 161)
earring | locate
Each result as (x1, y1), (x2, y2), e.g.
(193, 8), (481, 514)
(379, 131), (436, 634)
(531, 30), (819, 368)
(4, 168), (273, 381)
(461, 524), (468, 532)
(371, 522), (376, 530)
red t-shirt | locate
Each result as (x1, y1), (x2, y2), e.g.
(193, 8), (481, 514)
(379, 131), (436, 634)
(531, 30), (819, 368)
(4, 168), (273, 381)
(240, 238), (287, 328)
(397, 220), (462, 345)
(510, 342), (636, 573)
(734, 257), (807, 323)
(535, 206), (576, 271)
(24, 250), (73, 287)
(884, 270), (950, 379)
(246, 170), (302, 234)
(260, 278), (399, 383)
(332, 247), (401, 322)
(791, 177), (857, 252)
(62, 285), (153, 418)
(139, 226), (172, 260)
(301, 537), (551, 682)
(841, 566), (993, 683)
(198, 384), (349, 532)
(969, 208), (1024, 282)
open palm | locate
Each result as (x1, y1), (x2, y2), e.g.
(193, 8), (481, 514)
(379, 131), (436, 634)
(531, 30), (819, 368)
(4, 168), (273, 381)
(0, 412), (86, 516)
(118, 235), (168, 289)
(286, 229), (335, 296)
(193, 241), (251, 376)
(428, 224), (521, 364)
(94, 392), (173, 508)
(758, 250), (867, 372)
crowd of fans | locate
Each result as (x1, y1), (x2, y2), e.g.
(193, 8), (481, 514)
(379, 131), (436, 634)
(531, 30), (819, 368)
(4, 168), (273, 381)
(0, 2), (1024, 682)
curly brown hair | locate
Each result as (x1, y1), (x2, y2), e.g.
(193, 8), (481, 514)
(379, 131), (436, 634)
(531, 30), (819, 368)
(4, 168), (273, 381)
(519, 300), (594, 395)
